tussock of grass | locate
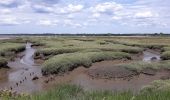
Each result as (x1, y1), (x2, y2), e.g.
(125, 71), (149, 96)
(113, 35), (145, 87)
(0, 43), (25, 58)
(42, 52), (131, 75)
(161, 51), (170, 60)
(117, 61), (170, 72)
(163, 47), (170, 51)
(141, 80), (170, 93)
(35, 48), (83, 59)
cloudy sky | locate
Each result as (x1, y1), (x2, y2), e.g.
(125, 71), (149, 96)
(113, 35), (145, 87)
(0, 0), (169, 34)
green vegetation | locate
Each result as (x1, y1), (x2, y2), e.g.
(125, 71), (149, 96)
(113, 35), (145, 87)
(116, 61), (170, 73)
(141, 80), (170, 93)
(42, 51), (131, 75)
(105, 37), (170, 49)
(0, 39), (26, 68)
(2, 36), (170, 99)
(3, 84), (170, 100)
(33, 37), (143, 60)
(161, 51), (170, 60)
(0, 43), (25, 56)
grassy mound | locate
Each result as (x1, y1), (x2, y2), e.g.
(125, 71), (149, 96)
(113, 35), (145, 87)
(141, 80), (170, 93)
(0, 43), (25, 57)
(35, 47), (141, 60)
(0, 42), (25, 67)
(161, 51), (170, 60)
(42, 52), (131, 75)
(117, 61), (170, 73)
(34, 48), (83, 59)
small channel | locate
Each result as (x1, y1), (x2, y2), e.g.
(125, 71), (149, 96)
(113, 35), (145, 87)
(0, 43), (42, 93)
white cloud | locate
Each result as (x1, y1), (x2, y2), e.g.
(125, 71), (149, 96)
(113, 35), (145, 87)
(33, 4), (84, 14)
(38, 19), (59, 26)
(0, 16), (19, 25)
(91, 2), (123, 14)
(112, 16), (122, 20)
(0, 8), (11, 14)
(0, 0), (15, 5)
(92, 13), (101, 18)
(0, 0), (169, 32)
(134, 11), (157, 18)
(64, 19), (82, 28)
(67, 4), (83, 13)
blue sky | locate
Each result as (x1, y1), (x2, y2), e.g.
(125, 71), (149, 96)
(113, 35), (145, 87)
(0, 0), (170, 34)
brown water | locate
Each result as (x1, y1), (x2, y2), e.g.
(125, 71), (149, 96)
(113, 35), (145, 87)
(143, 50), (160, 62)
(0, 43), (42, 93)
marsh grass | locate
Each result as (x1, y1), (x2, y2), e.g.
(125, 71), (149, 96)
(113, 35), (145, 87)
(6, 84), (170, 100)
(0, 43), (25, 56)
(116, 61), (170, 72)
(0, 42), (25, 67)
(161, 51), (170, 60)
(33, 37), (143, 60)
(42, 51), (131, 75)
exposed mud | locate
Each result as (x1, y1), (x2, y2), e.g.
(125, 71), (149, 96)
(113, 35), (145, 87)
(39, 50), (163, 93)
(0, 43), (43, 94)
(41, 60), (170, 93)
(88, 61), (136, 79)
(0, 41), (164, 94)
(72, 69), (170, 93)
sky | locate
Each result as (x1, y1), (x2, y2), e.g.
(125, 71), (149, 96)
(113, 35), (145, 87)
(0, 0), (170, 34)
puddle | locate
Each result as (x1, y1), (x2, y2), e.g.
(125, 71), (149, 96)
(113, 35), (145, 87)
(143, 50), (160, 62)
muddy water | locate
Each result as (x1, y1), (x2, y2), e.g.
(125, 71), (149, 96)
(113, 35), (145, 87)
(0, 43), (42, 93)
(143, 50), (160, 62)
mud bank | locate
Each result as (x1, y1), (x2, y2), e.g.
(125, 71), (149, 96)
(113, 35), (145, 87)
(0, 43), (163, 94)
(40, 50), (163, 92)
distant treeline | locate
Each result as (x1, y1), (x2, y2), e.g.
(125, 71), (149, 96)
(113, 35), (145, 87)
(0, 33), (170, 37)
